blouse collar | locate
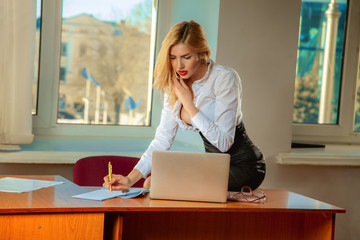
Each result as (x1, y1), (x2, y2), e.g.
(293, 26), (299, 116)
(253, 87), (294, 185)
(193, 59), (214, 85)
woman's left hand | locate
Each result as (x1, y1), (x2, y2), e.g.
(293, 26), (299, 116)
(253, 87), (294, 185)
(143, 176), (151, 189)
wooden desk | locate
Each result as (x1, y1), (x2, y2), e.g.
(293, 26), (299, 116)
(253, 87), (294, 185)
(0, 175), (345, 240)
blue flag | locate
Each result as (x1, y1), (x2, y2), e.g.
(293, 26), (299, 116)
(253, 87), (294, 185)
(125, 96), (142, 110)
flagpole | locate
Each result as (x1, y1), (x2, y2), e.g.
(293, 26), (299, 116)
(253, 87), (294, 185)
(95, 85), (101, 124)
(83, 79), (90, 124)
(318, 0), (340, 124)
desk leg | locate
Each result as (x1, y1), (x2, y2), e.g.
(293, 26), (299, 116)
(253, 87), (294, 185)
(304, 213), (335, 240)
(104, 212), (124, 240)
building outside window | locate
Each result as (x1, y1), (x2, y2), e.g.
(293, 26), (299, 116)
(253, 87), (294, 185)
(58, 0), (154, 126)
(33, 0), (156, 127)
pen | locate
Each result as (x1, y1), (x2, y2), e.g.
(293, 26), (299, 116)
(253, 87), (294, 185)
(108, 161), (112, 191)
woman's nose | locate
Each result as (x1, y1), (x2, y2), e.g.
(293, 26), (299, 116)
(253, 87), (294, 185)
(177, 59), (184, 69)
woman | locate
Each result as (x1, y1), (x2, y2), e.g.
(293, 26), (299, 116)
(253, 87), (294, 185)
(103, 20), (265, 192)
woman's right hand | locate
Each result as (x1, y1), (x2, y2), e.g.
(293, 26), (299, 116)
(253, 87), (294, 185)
(103, 174), (131, 191)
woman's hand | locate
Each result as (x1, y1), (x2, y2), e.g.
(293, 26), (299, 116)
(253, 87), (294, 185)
(172, 76), (199, 117)
(103, 174), (131, 191)
(143, 176), (151, 189)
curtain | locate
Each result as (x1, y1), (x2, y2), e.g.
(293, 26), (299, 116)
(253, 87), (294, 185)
(0, 0), (36, 150)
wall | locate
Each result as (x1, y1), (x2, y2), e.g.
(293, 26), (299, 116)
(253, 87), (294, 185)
(1, 0), (359, 239)
(0, 163), (73, 180)
(170, 0), (220, 59)
(170, 0), (221, 147)
(216, 0), (359, 239)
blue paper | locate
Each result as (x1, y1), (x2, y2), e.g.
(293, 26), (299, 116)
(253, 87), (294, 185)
(72, 187), (149, 201)
(118, 188), (149, 198)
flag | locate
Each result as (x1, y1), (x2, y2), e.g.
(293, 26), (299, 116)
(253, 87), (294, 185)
(82, 67), (100, 86)
(125, 96), (141, 110)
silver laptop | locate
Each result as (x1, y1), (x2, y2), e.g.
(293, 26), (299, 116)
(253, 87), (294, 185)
(150, 150), (230, 203)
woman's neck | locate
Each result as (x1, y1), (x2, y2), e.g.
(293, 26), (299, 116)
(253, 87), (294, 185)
(188, 63), (209, 85)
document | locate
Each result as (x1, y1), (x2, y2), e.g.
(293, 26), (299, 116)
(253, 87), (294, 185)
(72, 187), (149, 201)
(0, 177), (64, 193)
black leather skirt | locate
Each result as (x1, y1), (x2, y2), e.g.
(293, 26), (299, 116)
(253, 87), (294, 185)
(199, 122), (266, 191)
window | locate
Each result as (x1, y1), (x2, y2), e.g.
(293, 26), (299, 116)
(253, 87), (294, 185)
(58, 0), (155, 126)
(293, 0), (348, 125)
(61, 43), (67, 56)
(292, 0), (360, 144)
(354, 51), (360, 132)
(33, 0), (42, 115)
(59, 67), (66, 82)
(33, 0), (158, 137)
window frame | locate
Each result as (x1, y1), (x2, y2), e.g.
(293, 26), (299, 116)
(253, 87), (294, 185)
(292, 0), (360, 145)
(33, 0), (161, 138)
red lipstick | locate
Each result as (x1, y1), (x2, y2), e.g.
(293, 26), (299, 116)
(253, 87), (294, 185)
(178, 70), (188, 76)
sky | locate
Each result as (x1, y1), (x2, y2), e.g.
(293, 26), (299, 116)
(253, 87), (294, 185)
(302, 0), (347, 3)
(37, 0), (150, 22)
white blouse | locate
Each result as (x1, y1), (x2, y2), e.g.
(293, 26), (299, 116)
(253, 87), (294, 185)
(134, 60), (243, 177)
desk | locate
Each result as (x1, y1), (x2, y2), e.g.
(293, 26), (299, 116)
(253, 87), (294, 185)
(0, 175), (345, 240)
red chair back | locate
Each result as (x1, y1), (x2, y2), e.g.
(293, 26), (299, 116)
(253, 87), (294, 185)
(73, 155), (145, 187)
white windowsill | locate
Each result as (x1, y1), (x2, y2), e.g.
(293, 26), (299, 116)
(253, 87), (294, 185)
(0, 136), (203, 164)
(277, 144), (360, 166)
(6, 140), (360, 166)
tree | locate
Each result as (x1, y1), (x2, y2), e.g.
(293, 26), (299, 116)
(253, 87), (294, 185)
(72, 2), (152, 124)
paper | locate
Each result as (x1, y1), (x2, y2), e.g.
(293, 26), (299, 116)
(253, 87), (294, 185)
(0, 177), (64, 193)
(72, 187), (149, 201)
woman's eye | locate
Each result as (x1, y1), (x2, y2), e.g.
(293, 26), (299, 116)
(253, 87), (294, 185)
(184, 56), (191, 60)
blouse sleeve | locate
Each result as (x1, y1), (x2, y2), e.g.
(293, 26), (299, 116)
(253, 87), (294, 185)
(191, 70), (242, 152)
(134, 94), (179, 177)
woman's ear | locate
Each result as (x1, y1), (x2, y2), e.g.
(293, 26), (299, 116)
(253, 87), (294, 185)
(197, 53), (203, 62)
(199, 53), (206, 63)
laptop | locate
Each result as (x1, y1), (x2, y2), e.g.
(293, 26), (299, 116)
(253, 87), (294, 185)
(150, 150), (230, 203)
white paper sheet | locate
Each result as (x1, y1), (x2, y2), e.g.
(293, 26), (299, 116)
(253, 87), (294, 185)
(0, 177), (64, 193)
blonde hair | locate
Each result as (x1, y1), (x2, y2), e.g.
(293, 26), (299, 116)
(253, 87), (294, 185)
(154, 20), (211, 107)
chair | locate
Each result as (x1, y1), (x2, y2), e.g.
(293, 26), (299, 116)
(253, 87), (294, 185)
(73, 155), (145, 187)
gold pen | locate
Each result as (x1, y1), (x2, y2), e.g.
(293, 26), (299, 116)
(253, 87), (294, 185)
(108, 161), (112, 191)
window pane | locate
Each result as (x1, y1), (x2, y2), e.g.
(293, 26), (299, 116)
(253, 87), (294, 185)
(354, 52), (360, 132)
(33, 0), (42, 115)
(58, 0), (155, 125)
(293, 0), (348, 124)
